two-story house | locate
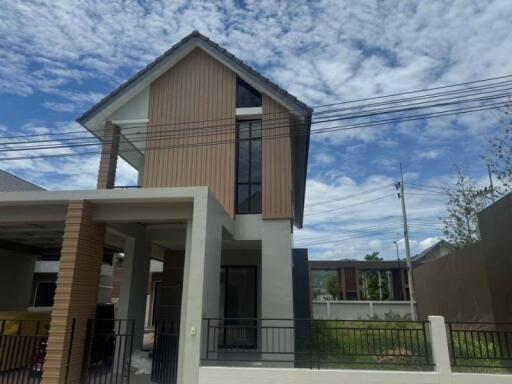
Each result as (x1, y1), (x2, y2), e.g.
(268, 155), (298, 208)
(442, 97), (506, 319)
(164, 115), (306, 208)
(0, 31), (311, 384)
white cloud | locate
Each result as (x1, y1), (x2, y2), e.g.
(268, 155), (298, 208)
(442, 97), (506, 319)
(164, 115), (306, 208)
(43, 102), (76, 113)
(0, 0), (509, 261)
(416, 149), (445, 160)
(313, 152), (335, 165)
(0, 121), (138, 190)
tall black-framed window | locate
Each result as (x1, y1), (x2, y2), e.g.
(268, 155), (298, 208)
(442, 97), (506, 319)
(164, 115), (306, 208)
(236, 120), (262, 214)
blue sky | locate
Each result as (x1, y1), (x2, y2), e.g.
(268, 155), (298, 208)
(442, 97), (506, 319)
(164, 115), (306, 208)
(1, 0), (512, 260)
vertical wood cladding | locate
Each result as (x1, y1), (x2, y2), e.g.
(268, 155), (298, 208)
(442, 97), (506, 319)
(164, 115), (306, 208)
(262, 94), (293, 219)
(97, 122), (120, 189)
(143, 48), (237, 216)
(42, 201), (105, 384)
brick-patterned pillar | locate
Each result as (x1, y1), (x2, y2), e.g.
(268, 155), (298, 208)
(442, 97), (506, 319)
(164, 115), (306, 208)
(97, 121), (120, 189)
(42, 201), (106, 384)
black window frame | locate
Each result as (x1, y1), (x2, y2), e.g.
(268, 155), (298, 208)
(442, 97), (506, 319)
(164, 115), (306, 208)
(220, 266), (258, 349)
(236, 119), (262, 214)
(236, 78), (262, 108)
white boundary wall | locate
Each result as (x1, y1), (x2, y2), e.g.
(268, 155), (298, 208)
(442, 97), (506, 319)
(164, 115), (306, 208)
(198, 316), (512, 384)
(313, 300), (416, 320)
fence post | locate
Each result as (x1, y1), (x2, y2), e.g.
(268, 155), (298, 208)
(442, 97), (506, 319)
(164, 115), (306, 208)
(428, 316), (452, 384)
(326, 302), (331, 319)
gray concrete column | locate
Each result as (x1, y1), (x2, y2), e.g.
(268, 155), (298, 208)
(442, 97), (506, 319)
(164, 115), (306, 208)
(178, 193), (224, 384)
(261, 219), (294, 366)
(261, 219), (294, 319)
(117, 233), (152, 350)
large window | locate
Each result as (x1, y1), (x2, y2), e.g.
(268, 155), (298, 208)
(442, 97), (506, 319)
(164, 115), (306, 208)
(219, 266), (257, 348)
(237, 78), (262, 108)
(236, 120), (262, 214)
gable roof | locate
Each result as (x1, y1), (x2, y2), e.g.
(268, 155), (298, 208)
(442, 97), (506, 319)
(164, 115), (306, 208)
(413, 240), (454, 263)
(0, 169), (45, 192)
(77, 30), (312, 124)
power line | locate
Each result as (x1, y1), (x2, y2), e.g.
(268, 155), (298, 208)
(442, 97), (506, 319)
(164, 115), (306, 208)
(1, 74), (511, 143)
(1, 83), (510, 151)
(295, 228), (405, 246)
(312, 73), (512, 108)
(313, 79), (512, 116)
(0, 100), (507, 162)
(305, 185), (394, 208)
(305, 194), (396, 217)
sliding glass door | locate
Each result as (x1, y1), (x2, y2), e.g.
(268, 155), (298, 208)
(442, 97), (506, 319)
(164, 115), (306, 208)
(220, 266), (257, 348)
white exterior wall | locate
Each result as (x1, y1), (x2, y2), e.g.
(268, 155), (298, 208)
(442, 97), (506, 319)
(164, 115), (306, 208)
(198, 367), (512, 384)
(313, 300), (417, 320)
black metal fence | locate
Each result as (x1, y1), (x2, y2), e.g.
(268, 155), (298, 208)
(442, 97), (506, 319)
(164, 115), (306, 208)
(151, 320), (179, 384)
(0, 318), (74, 384)
(82, 319), (135, 384)
(447, 322), (512, 370)
(202, 318), (433, 370)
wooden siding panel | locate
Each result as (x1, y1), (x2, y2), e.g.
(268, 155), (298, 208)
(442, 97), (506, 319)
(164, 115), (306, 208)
(262, 94), (293, 219)
(42, 201), (105, 384)
(97, 122), (120, 189)
(143, 49), (236, 217)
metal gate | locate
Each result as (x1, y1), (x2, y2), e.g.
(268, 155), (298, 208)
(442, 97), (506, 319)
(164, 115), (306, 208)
(151, 320), (179, 384)
(82, 319), (135, 384)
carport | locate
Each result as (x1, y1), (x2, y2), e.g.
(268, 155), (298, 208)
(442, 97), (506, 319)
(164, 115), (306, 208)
(0, 187), (233, 384)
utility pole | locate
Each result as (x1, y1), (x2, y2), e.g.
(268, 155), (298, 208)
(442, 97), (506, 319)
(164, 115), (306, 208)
(393, 240), (400, 267)
(487, 163), (496, 203)
(396, 163), (417, 320)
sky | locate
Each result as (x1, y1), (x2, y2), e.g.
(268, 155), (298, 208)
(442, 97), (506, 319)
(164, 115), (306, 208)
(1, 0), (512, 260)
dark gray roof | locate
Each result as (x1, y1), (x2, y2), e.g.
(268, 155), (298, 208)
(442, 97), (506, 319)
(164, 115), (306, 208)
(412, 240), (454, 262)
(77, 30), (312, 124)
(0, 169), (45, 192)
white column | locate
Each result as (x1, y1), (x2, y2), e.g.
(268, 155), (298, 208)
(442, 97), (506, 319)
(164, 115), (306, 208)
(178, 193), (223, 384)
(261, 219), (294, 365)
(429, 315), (452, 384)
(117, 234), (152, 350)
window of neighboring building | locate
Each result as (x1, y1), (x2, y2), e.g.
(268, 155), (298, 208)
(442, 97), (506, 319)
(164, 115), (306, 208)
(33, 281), (56, 307)
(236, 120), (261, 214)
(311, 269), (340, 300)
(236, 78), (262, 108)
(346, 291), (358, 301)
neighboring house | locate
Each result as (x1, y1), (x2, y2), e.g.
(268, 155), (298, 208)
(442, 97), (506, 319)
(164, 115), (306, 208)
(412, 240), (455, 265)
(309, 259), (415, 320)
(0, 169), (114, 311)
(414, 192), (512, 322)
(0, 31), (312, 384)
(0, 169), (45, 192)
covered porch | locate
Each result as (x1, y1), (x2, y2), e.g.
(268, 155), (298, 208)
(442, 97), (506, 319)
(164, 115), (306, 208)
(0, 186), (295, 384)
(0, 187), (233, 384)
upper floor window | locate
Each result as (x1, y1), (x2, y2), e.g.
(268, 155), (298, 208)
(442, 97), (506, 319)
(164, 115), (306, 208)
(237, 78), (262, 108)
(236, 120), (261, 214)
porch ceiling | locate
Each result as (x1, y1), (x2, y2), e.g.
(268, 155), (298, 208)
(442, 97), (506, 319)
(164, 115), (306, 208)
(0, 223), (64, 250)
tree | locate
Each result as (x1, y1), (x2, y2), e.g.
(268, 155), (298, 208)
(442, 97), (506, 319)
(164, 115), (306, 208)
(441, 168), (485, 247)
(321, 275), (339, 299)
(364, 251), (382, 261)
(487, 103), (512, 193)
(361, 252), (391, 300)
